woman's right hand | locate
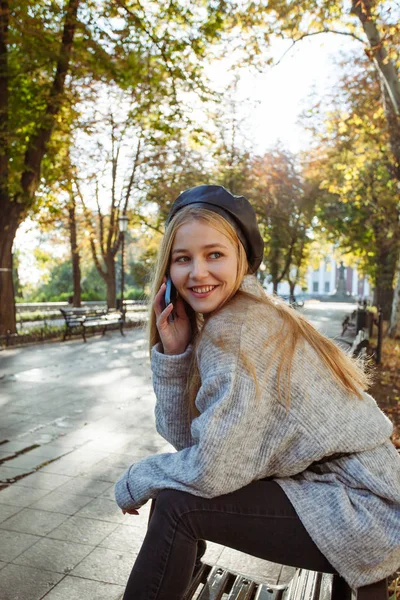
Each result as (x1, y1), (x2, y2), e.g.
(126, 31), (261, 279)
(154, 280), (192, 355)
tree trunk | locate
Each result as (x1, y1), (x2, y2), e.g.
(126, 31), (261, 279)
(374, 247), (396, 319)
(388, 252), (400, 338)
(68, 200), (81, 307)
(105, 257), (116, 308)
(351, 0), (400, 183)
(289, 281), (296, 304)
(351, 0), (400, 117)
(0, 201), (22, 335)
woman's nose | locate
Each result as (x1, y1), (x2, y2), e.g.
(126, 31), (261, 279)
(190, 259), (209, 279)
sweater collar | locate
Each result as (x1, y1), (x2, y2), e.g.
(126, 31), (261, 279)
(239, 274), (265, 298)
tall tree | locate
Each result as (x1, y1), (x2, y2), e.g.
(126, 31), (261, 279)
(303, 56), (400, 319)
(246, 147), (311, 293)
(0, 0), (232, 335)
(75, 99), (144, 308)
(0, 0), (81, 335)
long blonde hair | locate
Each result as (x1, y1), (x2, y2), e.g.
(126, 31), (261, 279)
(147, 206), (371, 424)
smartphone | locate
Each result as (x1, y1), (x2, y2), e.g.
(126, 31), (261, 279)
(165, 275), (176, 322)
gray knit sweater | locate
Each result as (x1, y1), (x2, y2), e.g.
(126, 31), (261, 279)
(115, 275), (400, 589)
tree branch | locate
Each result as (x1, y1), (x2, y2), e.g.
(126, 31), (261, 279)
(115, 0), (180, 111)
(94, 179), (107, 261)
(21, 0), (81, 199)
(107, 116), (120, 255)
(351, 0), (400, 116)
(74, 177), (107, 279)
(274, 29), (366, 69)
(112, 133), (143, 255)
(133, 211), (164, 235)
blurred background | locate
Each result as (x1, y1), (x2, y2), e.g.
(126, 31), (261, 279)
(0, 0), (399, 338)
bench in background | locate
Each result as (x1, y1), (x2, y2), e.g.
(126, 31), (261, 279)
(60, 307), (124, 342)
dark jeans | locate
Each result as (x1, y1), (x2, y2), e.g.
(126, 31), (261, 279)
(122, 479), (337, 600)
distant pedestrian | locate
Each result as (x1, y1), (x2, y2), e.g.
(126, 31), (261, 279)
(115, 184), (400, 599)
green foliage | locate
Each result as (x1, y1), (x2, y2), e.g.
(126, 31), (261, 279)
(25, 259), (105, 302)
(81, 266), (107, 300)
(304, 56), (400, 286)
(26, 260), (73, 302)
(125, 287), (148, 301)
(17, 311), (61, 323)
(245, 146), (314, 289)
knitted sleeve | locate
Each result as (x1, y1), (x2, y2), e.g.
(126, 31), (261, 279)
(151, 342), (194, 451)
(114, 367), (265, 509)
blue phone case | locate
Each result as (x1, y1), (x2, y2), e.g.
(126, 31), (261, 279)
(165, 277), (172, 306)
(165, 277), (175, 322)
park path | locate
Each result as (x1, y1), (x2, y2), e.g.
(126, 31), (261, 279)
(0, 302), (354, 600)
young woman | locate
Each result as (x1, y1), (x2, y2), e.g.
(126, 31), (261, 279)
(115, 185), (400, 600)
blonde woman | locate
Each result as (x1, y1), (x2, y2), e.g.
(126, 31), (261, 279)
(115, 185), (400, 600)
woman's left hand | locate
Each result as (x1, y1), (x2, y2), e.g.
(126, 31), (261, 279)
(122, 509), (139, 515)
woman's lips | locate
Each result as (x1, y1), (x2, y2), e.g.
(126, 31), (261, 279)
(188, 285), (219, 298)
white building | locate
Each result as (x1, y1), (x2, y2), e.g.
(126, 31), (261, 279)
(307, 259), (371, 299)
(262, 257), (371, 299)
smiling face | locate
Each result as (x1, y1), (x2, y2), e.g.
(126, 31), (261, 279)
(169, 219), (239, 314)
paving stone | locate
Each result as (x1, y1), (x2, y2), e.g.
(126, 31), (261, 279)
(0, 508), (68, 536)
(0, 466), (30, 483)
(0, 413), (30, 428)
(278, 564), (297, 585)
(0, 503), (22, 523)
(203, 541), (225, 565)
(100, 483), (115, 500)
(66, 448), (109, 463)
(99, 523), (146, 554)
(0, 484), (50, 507)
(0, 563), (64, 600)
(54, 475), (112, 498)
(39, 458), (103, 477)
(0, 450), (14, 458)
(12, 472), (71, 491)
(217, 547), (282, 584)
(2, 453), (50, 470)
(0, 560), (6, 570)
(71, 546), (134, 585)
(30, 490), (93, 515)
(18, 444), (76, 460)
(99, 454), (142, 470)
(86, 463), (127, 483)
(42, 575), (125, 600)
(74, 496), (126, 523)
(0, 441), (39, 454)
(48, 515), (118, 545)
(0, 530), (40, 561)
(12, 537), (94, 574)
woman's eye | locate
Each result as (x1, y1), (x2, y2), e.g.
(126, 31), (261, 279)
(175, 256), (189, 263)
(210, 252), (222, 259)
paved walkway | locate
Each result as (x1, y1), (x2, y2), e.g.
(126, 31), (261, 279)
(0, 303), (354, 600)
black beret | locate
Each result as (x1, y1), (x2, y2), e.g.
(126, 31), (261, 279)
(165, 185), (264, 273)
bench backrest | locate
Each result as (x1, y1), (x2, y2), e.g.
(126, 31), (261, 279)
(60, 308), (108, 325)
